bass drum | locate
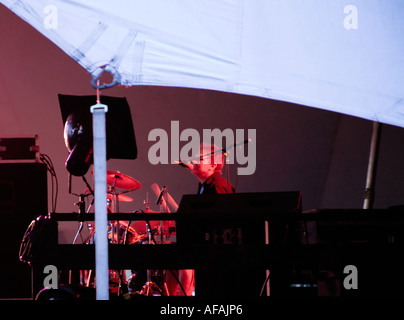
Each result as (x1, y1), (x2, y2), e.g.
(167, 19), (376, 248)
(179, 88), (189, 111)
(126, 220), (176, 244)
(107, 220), (147, 245)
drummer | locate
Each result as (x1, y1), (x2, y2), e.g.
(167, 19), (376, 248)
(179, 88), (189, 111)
(166, 142), (235, 296)
(193, 142), (235, 194)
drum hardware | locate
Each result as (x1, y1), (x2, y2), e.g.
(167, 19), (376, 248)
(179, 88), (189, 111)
(70, 175), (94, 245)
(103, 170), (142, 297)
(67, 172), (180, 297)
(102, 170), (141, 244)
(84, 188), (133, 202)
(70, 189), (94, 286)
(141, 281), (163, 296)
(148, 184), (187, 296)
(69, 170), (144, 296)
(121, 198), (173, 296)
(107, 171), (142, 298)
(72, 193), (93, 245)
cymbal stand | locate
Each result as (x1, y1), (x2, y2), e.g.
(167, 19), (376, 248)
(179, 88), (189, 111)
(69, 175), (97, 287)
(108, 175), (131, 297)
(72, 194), (86, 245)
(144, 186), (170, 296)
(140, 194), (166, 296)
(71, 175), (94, 245)
(141, 223), (164, 296)
(108, 175), (120, 244)
(143, 192), (150, 211)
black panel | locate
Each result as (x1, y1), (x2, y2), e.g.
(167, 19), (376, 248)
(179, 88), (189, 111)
(0, 163), (48, 299)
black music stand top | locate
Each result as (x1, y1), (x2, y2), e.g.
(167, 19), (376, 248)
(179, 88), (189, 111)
(58, 94), (137, 160)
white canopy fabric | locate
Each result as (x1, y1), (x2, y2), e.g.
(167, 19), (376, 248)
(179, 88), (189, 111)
(2, 0), (404, 127)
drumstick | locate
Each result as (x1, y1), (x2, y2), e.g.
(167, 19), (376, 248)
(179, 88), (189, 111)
(166, 192), (179, 212)
(151, 183), (170, 213)
(150, 183), (178, 212)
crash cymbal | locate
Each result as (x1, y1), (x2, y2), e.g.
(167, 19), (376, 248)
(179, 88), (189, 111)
(106, 170), (141, 190)
(92, 170), (141, 190)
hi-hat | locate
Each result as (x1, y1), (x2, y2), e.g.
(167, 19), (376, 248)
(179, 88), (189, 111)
(84, 189), (133, 202)
(107, 193), (133, 202)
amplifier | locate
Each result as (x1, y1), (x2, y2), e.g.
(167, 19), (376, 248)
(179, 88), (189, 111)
(0, 136), (40, 161)
(0, 162), (48, 298)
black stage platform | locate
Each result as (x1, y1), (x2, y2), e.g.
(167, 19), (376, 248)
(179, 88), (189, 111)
(25, 207), (404, 300)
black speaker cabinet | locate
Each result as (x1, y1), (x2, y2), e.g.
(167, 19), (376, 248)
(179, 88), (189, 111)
(0, 163), (47, 299)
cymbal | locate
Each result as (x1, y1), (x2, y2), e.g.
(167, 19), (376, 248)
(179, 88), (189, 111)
(107, 170), (141, 190)
(107, 193), (133, 202)
(92, 170), (142, 190)
(84, 189), (133, 202)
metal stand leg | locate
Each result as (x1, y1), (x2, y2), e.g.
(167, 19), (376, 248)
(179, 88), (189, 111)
(363, 121), (382, 209)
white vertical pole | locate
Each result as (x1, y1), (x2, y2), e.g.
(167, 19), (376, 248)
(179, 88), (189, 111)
(91, 102), (109, 300)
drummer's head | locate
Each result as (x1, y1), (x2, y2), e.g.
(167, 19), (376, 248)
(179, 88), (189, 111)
(191, 143), (225, 181)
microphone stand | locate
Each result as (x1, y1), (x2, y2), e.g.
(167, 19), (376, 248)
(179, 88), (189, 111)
(68, 174), (94, 286)
(226, 157), (230, 193)
(70, 175), (94, 244)
(223, 139), (250, 192)
(72, 194), (87, 244)
(71, 192), (89, 286)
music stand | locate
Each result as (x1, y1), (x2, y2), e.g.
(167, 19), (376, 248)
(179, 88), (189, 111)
(58, 94), (137, 161)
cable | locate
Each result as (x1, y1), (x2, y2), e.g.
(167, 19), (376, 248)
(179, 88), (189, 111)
(259, 270), (271, 297)
(168, 270), (187, 296)
(39, 153), (58, 213)
(81, 175), (94, 196)
(123, 220), (132, 245)
(19, 219), (35, 264)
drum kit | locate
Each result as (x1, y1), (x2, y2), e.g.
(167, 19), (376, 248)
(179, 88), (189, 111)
(73, 169), (176, 297)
